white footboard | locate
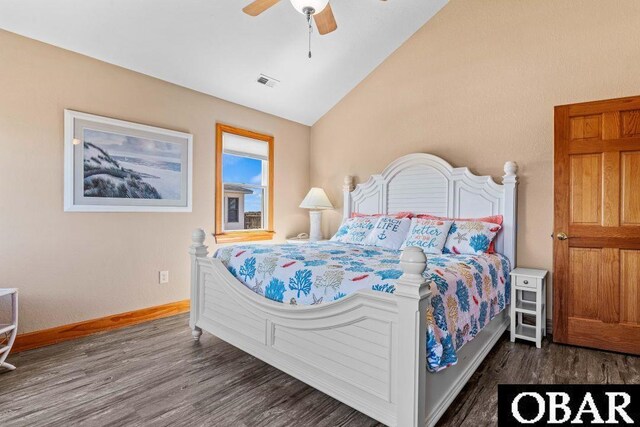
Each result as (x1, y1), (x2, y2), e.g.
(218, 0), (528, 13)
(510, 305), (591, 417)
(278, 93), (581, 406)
(189, 229), (431, 427)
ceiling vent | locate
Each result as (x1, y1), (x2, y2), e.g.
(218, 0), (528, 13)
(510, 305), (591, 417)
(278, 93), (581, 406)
(257, 74), (279, 88)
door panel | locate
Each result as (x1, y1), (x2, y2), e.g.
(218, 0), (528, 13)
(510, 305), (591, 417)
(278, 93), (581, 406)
(621, 151), (640, 225)
(622, 110), (640, 137)
(568, 248), (600, 319)
(621, 250), (640, 324)
(554, 95), (640, 355)
(571, 115), (601, 140)
(602, 152), (620, 227)
(569, 154), (601, 224)
(599, 248), (620, 324)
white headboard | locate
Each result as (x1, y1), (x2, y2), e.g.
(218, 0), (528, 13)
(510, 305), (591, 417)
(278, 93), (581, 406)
(342, 153), (518, 266)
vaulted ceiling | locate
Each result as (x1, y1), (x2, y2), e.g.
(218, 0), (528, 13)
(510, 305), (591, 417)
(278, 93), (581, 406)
(0, 0), (447, 125)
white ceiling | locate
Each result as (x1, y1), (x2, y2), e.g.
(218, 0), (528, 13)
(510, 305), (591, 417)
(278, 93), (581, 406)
(0, 0), (447, 125)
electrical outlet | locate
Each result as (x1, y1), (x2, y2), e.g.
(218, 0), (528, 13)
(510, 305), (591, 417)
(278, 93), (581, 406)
(159, 271), (169, 284)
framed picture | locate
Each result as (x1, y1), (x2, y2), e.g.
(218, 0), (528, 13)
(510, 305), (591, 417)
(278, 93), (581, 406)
(64, 110), (193, 212)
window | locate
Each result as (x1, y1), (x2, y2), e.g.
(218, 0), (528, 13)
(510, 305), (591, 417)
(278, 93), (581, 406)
(227, 197), (239, 223)
(215, 123), (274, 243)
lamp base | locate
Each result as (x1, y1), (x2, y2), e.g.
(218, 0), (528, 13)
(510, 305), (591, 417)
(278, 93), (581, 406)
(308, 210), (323, 241)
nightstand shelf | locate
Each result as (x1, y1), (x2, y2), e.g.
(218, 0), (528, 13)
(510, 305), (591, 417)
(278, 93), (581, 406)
(514, 324), (536, 340)
(510, 268), (547, 348)
(514, 300), (537, 315)
(0, 288), (18, 371)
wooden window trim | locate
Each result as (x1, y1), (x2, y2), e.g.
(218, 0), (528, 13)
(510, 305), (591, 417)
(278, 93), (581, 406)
(215, 123), (274, 243)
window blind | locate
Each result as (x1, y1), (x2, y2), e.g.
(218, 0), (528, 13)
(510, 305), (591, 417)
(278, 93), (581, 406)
(223, 133), (268, 161)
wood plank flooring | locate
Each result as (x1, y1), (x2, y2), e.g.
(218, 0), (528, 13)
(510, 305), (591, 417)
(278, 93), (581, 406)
(1, 314), (638, 426)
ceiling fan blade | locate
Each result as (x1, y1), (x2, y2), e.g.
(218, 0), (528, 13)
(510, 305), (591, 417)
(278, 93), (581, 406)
(243, 0), (281, 16)
(314, 3), (337, 35)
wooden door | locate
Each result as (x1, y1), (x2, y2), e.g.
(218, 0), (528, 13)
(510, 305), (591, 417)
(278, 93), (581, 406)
(554, 95), (640, 354)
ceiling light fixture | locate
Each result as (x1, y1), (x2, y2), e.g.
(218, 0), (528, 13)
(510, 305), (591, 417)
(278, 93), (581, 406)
(289, 0), (329, 15)
(289, 0), (329, 58)
(242, 0), (338, 59)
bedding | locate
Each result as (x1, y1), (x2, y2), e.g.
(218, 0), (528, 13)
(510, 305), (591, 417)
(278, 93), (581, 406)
(214, 241), (511, 372)
(417, 213), (503, 253)
(442, 221), (501, 255)
(330, 216), (377, 244)
(400, 218), (453, 254)
(364, 216), (411, 250)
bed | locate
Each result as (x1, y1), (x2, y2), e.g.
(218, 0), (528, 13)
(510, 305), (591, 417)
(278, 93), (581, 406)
(189, 153), (518, 427)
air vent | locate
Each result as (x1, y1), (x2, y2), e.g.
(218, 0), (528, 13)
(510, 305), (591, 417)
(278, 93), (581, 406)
(257, 74), (279, 88)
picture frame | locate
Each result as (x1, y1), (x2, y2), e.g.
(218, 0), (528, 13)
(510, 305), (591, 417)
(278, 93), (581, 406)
(64, 110), (193, 212)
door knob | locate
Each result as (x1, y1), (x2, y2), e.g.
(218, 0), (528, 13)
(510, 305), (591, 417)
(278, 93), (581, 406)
(557, 232), (569, 241)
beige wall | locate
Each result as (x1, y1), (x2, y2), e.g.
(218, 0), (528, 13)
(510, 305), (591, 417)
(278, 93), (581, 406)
(310, 0), (640, 320)
(0, 30), (310, 333)
(4, 0), (640, 332)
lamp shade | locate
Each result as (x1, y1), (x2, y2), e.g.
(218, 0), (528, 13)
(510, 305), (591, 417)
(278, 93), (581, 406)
(289, 0), (329, 14)
(299, 187), (333, 210)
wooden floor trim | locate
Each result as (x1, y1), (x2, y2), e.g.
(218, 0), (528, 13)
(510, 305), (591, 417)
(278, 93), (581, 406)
(13, 300), (190, 353)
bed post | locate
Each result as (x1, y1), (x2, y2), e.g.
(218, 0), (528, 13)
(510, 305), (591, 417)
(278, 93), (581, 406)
(502, 162), (518, 268)
(395, 247), (430, 427)
(343, 175), (354, 220)
(190, 228), (208, 341)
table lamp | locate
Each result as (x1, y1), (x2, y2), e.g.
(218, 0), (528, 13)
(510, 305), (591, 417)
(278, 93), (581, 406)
(299, 187), (334, 241)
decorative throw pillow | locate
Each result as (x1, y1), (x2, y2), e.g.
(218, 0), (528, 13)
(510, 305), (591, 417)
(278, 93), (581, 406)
(416, 214), (503, 253)
(351, 211), (413, 219)
(400, 218), (453, 254)
(330, 216), (377, 245)
(443, 221), (501, 255)
(364, 217), (411, 250)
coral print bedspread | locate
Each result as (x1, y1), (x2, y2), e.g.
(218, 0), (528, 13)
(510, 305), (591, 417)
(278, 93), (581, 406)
(214, 242), (510, 372)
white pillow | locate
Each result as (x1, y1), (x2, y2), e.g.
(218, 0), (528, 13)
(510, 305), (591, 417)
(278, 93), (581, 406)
(443, 220), (501, 255)
(364, 217), (411, 250)
(330, 216), (377, 245)
(400, 218), (453, 254)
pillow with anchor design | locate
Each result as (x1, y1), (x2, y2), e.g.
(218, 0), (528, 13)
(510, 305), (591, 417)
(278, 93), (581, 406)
(400, 218), (454, 254)
(363, 216), (412, 250)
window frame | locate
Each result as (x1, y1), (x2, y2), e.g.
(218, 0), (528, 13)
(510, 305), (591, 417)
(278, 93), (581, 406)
(215, 123), (274, 243)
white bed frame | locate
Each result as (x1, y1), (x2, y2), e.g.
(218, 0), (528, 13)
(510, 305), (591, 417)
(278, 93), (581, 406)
(190, 153), (518, 427)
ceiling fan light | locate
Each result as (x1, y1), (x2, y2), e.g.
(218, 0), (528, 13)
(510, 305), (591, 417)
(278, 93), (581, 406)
(289, 0), (329, 15)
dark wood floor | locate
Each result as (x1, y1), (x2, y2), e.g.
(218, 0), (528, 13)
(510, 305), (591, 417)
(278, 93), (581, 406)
(1, 314), (638, 426)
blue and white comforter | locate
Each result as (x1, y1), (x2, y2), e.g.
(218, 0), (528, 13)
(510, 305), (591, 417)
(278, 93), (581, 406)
(214, 241), (510, 372)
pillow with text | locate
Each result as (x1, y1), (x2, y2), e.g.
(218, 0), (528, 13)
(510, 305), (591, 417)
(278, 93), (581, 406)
(364, 217), (411, 250)
(330, 216), (377, 245)
(400, 218), (453, 254)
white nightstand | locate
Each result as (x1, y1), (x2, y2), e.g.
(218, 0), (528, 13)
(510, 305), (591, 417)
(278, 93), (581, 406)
(286, 237), (328, 244)
(509, 268), (547, 348)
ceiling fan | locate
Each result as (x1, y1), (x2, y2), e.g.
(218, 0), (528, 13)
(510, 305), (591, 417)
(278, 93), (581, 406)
(243, 0), (337, 36)
(242, 0), (342, 58)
